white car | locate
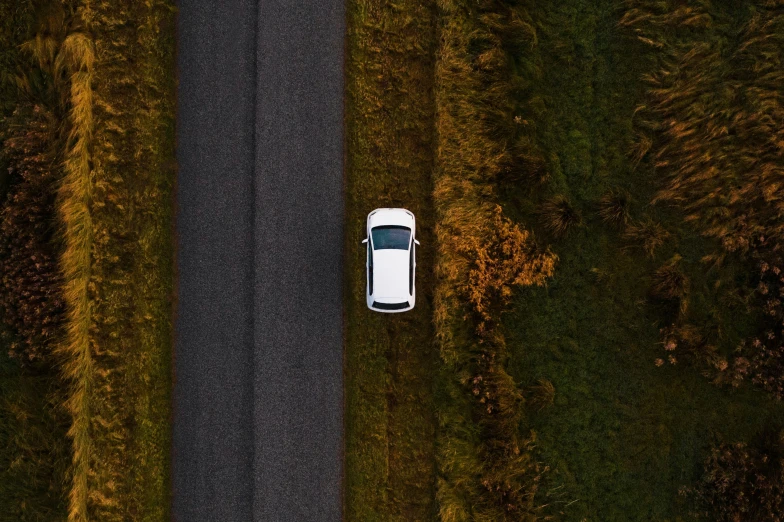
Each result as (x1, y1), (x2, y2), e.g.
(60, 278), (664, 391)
(363, 208), (420, 313)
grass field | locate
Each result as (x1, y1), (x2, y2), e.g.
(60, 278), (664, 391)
(0, 0), (176, 519)
(500, 0), (784, 520)
(344, 1), (439, 520)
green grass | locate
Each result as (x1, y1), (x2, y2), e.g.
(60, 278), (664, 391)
(0, 350), (69, 521)
(344, 1), (438, 520)
(499, 0), (784, 520)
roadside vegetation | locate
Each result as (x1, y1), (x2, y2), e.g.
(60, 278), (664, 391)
(0, 0), (175, 519)
(344, 0), (439, 520)
(351, 0), (784, 520)
(432, 1), (559, 520)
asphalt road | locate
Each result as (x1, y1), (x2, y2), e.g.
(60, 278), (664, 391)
(172, 0), (345, 520)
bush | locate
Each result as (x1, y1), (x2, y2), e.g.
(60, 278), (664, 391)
(458, 205), (556, 334)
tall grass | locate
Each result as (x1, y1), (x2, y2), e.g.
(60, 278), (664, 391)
(51, 21), (95, 522)
(621, 0), (784, 256)
(433, 1), (557, 519)
(621, 0), (784, 396)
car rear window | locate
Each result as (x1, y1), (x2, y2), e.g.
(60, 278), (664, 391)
(371, 225), (411, 250)
(372, 301), (410, 310)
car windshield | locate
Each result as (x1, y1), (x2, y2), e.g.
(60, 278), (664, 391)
(371, 225), (411, 250)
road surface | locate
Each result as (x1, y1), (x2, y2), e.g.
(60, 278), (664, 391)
(172, 0), (345, 520)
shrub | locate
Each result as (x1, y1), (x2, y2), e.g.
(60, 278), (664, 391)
(597, 188), (632, 227)
(458, 205), (556, 334)
(538, 194), (581, 238)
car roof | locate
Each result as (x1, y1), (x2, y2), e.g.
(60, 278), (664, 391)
(372, 249), (410, 299)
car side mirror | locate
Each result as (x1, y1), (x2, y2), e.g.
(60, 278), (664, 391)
(361, 238), (368, 244)
(414, 239), (420, 246)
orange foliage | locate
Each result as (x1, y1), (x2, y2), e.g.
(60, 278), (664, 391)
(458, 205), (556, 333)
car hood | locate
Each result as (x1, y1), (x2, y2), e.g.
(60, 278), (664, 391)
(373, 249), (410, 299)
(369, 208), (414, 229)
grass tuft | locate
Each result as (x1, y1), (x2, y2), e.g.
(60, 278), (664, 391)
(597, 188), (632, 227)
(538, 194), (582, 238)
(526, 379), (555, 412)
(623, 217), (669, 258)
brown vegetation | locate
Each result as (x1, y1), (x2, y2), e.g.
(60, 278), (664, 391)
(683, 429), (784, 521)
(0, 104), (64, 365)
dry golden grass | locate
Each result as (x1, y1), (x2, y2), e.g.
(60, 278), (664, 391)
(51, 24), (95, 522)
